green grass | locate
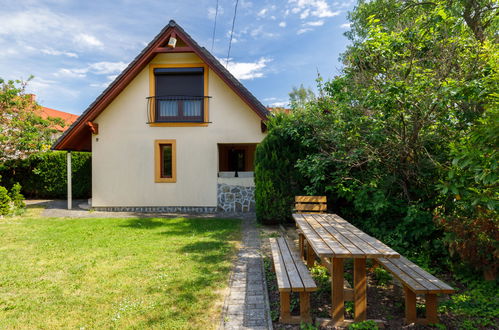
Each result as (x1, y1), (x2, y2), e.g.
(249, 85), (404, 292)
(0, 215), (241, 329)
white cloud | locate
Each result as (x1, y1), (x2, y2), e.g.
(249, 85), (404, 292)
(269, 101), (289, 107)
(305, 20), (325, 26)
(88, 61), (127, 74)
(55, 68), (88, 78)
(289, 0), (341, 19)
(225, 57), (271, 80)
(208, 6), (224, 20)
(279, 21), (287, 27)
(27, 77), (80, 99)
(240, 0), (253, 9)
(264, 97), (289, 108)
(73, 33), (103, 48)
(55, 61), (127, 78)
(250, 26), (278, 38)
(340, 22), (351, 29)
(297, 28), (313, 34)
(41, 48), (78, 58)
(257, 8), (268, 17)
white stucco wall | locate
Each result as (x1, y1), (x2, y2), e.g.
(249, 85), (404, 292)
(91, 53), (266, 207)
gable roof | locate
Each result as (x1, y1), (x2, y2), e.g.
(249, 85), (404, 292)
(53, 20), (269, 151)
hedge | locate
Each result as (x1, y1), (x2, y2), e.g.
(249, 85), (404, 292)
(254, 113), (312, 224)
(0, 151), (91, 199)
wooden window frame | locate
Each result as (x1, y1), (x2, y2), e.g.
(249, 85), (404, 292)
(149, 63), (209, 127)
(155, 139), (177, 183)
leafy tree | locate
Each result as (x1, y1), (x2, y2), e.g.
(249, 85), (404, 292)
(0, 78), (63, 162)
(289, 84), (315, 110)
(255, 0), (498, 270)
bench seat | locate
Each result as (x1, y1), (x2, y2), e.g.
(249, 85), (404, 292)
(376, 256), (455, 324)
(270, 237), (317, 324)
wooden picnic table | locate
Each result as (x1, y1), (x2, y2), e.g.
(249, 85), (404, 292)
(292, 213), (400, 326)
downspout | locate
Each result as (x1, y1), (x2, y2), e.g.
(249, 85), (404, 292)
(67, 151), (72, 210)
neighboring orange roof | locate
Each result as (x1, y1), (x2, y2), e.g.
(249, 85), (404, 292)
(267, 107), (291, 114)
(38, 106), (79, 132)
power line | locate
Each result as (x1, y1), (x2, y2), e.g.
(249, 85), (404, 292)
(226, 0), (239, 67)
(211, 0), (219, 52)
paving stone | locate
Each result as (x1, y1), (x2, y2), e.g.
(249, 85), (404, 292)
(220, 217), (272, 330)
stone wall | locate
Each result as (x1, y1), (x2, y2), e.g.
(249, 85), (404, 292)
(217, 183), (255, 212)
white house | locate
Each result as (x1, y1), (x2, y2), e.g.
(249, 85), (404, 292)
(53, 20), (269, 212)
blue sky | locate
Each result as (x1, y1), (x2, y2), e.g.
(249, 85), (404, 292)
(0, 0), (355, 115)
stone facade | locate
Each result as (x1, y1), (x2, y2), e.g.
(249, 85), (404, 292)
(217, 183), (255, 212)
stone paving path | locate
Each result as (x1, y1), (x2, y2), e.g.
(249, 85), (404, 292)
(220, 217), (272, 330)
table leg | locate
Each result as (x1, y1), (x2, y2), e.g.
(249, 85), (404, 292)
(307, 243), (315, 268)
(354, 258), (367, 322)
(331, 258), (344, 324)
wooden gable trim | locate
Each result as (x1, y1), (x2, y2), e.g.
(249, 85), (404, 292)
(53, 20), (268, 151)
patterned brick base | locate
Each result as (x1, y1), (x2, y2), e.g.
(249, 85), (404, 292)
(91, 206), (217, 213)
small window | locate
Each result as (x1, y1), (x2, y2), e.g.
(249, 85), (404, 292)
(155, 140), (176, 182)
(154, 67), (204, 122)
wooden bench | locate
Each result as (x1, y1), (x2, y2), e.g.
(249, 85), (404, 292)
(294, 196), (327, 267)
(295, 196), (327, 214)
(269, 237), (317, 324)
(376, 256), (455, 325)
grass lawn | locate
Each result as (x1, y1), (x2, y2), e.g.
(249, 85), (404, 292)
(0, 211), (240, 329)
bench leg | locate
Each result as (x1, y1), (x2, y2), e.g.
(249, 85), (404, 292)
(299, 233), (305, 260)
(426, 293), (439, 324)
(299, 292), (312, 323)
(354, 258), (367, 322)
(404, 286), (417, 324)
(279, 292), (292, 323)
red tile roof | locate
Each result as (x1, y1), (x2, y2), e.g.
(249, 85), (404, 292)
(38, 106), (79, 132)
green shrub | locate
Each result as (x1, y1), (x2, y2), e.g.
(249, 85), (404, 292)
(0, 151), (91, 199)
(9, 182), (25, 209)
(0, 186), (11, 215)
(254, 112), (313, 224)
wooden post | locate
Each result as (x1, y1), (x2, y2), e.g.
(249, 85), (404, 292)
(332, 258), (345, 324)
(426, 294), (439, 324)
(354, 258), (367, 322)
(307, 243), (315, 268)
(279, 292), (291, 323)
(404, 286), (417, 324)
(67, 151), (72, 210)
(299, 292), (312, 323)
(299, 233), (305, 260)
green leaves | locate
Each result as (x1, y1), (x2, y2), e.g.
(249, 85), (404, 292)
(0, 78), (61, 162)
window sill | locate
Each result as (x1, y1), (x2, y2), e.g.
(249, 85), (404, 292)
(155, 177), (176, 183)
(149, 122), (209, 127)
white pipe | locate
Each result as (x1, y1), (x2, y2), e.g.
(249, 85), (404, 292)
(67, 151), (72, 210)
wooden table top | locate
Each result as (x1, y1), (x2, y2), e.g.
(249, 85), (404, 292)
(293, 213), (400, 259)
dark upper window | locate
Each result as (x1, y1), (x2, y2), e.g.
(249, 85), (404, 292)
(154, 67), (204, 122)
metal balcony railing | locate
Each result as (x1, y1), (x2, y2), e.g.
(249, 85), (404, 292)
(146, 95), (211, 123)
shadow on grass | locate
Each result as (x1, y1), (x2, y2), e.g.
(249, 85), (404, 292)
(120, 218), (169, 229)
(133, 219), (240, 327)
(120, 217), (241, 243)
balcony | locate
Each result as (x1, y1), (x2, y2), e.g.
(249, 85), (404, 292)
(146, 95), (210, 123)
